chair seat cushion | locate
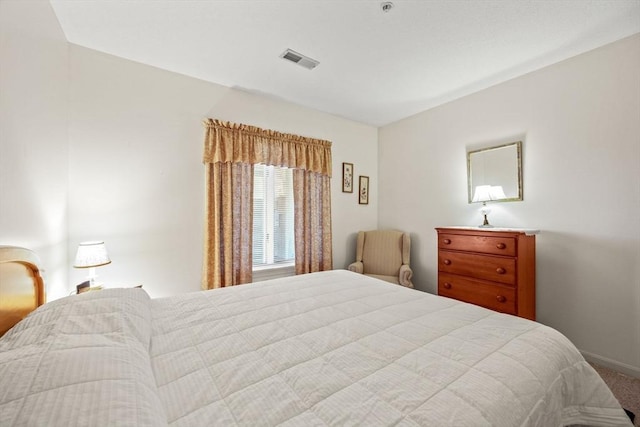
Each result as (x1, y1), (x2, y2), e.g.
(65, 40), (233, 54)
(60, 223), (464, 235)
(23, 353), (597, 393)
(366, 274), (398, 285)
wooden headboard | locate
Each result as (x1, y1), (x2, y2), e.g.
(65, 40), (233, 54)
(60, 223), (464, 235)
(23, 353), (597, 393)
(0, 246), (46, 336)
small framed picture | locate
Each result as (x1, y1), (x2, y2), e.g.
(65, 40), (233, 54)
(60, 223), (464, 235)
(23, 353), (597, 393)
(342, 162), (353, 193)
(359, 176), (369, 205)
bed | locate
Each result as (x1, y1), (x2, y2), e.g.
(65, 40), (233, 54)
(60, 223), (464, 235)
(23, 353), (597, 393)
(0, 246), (632, 426)
(0, 246), (46, 337)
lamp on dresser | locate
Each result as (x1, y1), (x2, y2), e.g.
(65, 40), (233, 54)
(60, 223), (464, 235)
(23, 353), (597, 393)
(73, 241), (111, 289)
(472, 185), (506, 227)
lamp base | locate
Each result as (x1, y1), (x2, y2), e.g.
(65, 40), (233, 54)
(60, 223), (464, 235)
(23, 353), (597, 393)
(87, 267), (99, 287)
(479, 213), (492, 228)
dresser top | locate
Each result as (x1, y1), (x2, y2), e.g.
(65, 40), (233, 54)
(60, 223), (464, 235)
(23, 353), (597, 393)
(439, 226), (540, 236)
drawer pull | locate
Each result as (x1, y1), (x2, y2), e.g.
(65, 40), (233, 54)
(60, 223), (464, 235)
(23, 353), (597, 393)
(443, 282), (452, 289)
(496, 243), (506, 249)
(443, 259), (451, 265)
(496, 267), (506, 274)
(443, 239), (452, 245)
(496, 295), (507, 303)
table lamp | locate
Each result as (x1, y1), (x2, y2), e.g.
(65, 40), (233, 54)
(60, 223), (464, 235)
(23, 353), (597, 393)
(472, 185), (506, 227)
(73, 241), (111, 287)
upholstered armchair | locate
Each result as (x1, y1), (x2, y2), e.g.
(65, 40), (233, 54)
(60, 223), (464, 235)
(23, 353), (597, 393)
(348, 230), (413, 288)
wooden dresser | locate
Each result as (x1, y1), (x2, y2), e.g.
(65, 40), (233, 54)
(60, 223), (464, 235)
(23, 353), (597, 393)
(436, 227), (538, 320)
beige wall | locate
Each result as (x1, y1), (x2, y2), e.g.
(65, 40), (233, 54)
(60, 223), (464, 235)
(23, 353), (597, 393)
(379, 34), (640, 376)
(67, 45), (378, 297)
(0, 1), (69, 299)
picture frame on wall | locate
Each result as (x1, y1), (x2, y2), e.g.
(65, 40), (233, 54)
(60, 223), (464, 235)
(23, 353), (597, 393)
(359, 176), (369, 205)
(342, 162), (354, 193)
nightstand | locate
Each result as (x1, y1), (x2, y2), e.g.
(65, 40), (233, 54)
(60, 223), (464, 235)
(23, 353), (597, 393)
(76, 283), (142, 294)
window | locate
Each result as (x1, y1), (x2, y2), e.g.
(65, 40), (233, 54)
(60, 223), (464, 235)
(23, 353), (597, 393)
(252, 164), (295, 268)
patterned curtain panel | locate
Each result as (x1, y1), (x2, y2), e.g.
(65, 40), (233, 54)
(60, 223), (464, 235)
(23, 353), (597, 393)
(293, 169), (333, 274)
(202, 119), (332, 289)
(202, 162), (253, 289)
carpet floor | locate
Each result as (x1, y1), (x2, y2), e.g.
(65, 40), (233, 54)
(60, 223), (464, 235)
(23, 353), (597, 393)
(591, 363), (639, 426)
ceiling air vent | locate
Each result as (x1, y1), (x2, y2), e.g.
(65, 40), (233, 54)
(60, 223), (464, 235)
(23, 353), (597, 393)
(280, 49), (319, 70)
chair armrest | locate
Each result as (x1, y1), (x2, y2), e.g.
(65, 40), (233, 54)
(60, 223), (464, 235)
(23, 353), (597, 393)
(348, 261), (364, 274)
(399, 264), (413, 288)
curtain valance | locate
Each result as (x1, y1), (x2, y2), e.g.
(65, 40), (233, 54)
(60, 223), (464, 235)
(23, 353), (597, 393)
(202, 119), (332, 177)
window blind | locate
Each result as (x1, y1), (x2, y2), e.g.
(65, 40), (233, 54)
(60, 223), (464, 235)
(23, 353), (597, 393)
(253, 164), (294, 267)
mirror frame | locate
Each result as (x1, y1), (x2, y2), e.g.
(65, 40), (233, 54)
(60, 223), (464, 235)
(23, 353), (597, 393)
(467, 141), (523, 203)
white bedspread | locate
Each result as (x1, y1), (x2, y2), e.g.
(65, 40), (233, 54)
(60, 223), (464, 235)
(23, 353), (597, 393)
(0, 270), (632, 426)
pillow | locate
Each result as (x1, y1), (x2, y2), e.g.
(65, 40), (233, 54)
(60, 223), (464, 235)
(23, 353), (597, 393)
(0, 288), (168, 426)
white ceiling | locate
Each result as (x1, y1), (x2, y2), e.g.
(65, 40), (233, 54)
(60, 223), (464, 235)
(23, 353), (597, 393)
(50, 0), (640, 127)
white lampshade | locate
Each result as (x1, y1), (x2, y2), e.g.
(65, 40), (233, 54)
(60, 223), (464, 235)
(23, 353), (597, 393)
(472, 185), (506, 203)
(73, 241), (111, 268)
(472, 185), (493, 203)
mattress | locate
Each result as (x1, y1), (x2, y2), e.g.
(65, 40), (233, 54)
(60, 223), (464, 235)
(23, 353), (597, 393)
(0, 270), (632, 426)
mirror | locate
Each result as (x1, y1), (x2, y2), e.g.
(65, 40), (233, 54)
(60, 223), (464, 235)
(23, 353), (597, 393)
(467, 141), (522, 203)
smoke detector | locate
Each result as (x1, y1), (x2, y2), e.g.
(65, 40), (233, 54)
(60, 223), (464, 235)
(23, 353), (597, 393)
(381, 2), (394, 13)
(280, 49), (319, 70)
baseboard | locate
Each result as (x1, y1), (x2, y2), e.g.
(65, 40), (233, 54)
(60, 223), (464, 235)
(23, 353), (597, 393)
(581, 349), (640, 378)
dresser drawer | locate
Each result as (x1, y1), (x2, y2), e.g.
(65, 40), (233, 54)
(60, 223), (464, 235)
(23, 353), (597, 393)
(438, 273), (517, 315)
(439, 233), (516, 256)
(438, 250), (516, 285)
